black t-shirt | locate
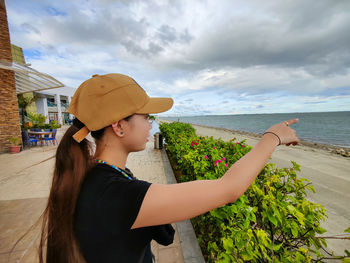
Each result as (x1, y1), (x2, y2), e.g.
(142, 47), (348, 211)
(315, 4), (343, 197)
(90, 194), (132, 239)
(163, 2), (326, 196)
(74, 163), (156, 262)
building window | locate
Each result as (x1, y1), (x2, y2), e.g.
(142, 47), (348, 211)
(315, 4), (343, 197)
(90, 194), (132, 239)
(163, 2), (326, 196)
(48, 113), (58, 121)
(47, 98), (56, 107)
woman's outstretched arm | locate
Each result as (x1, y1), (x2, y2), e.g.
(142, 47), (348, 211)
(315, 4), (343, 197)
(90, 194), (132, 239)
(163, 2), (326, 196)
(130, 133), (279, 229)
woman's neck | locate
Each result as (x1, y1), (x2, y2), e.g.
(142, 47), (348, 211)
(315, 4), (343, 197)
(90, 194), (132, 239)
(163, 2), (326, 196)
(94, 147), (129, 170)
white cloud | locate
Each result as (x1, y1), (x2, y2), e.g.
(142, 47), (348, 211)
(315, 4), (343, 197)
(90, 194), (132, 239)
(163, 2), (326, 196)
(5, 0), (350, 115)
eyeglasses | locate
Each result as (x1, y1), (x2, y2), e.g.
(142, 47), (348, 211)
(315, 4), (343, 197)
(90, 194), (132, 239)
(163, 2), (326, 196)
(148, 117), (154, 125)
(144, 114), (154, 124)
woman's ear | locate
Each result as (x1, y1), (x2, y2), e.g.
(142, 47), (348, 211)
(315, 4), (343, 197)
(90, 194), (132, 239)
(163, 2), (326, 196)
(111, 121), (125, 137)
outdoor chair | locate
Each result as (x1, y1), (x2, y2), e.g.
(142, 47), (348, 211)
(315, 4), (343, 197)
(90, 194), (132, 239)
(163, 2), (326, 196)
(21, 130), (39, 149)
(43, 129), (58, 145)
(43, 129), (51, 145)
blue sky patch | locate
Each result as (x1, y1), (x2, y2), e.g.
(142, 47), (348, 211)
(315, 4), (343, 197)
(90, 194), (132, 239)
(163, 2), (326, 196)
(23, 49), (42, 60)
(45, 7), (67, 16)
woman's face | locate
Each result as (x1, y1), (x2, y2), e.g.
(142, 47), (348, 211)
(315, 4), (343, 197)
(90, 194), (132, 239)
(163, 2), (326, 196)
(123, 114), (152, 152)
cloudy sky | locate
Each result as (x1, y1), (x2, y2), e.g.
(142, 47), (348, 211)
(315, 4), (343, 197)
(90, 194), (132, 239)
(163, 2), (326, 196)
(5, 0), (350, 116)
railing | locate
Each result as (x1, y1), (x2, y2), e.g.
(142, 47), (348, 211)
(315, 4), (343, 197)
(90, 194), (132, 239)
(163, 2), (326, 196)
(47, 101), (57, 107)
(47, 101), (69, 108)
(61, 102), (69, 108)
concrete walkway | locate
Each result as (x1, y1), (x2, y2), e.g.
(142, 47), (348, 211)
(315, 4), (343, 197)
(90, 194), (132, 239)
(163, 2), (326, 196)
(0, 125), (204, 262)
(128, 133), (205, 263)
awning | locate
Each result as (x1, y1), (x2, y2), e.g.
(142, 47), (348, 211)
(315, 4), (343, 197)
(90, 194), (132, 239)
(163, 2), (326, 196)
(0, 59), (64, 94)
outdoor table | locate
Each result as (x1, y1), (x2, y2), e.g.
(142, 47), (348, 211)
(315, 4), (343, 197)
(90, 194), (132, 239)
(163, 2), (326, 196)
(27, 131), (55, 146)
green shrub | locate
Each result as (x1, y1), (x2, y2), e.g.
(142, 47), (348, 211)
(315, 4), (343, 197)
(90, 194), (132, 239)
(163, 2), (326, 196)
(9, 137), (22, 146)
(49, 120), (61, 129)
(25, 113), (61, 130)
(159, 121), (350, 263)
(28, 112), (46, 127)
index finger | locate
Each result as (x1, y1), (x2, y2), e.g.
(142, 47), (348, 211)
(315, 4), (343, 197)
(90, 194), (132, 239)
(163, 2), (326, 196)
(285, 118), (299, 125)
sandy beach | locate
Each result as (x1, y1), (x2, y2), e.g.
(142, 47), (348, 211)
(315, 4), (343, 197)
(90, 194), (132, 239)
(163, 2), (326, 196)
(158, 118), (350, 258)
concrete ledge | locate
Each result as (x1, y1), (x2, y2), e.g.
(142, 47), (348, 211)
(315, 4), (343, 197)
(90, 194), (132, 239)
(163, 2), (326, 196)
(160, 147), (206, 263)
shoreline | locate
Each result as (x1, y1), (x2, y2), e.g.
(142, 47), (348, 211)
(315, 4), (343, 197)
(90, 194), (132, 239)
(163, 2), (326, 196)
(157, 118), (350, 157)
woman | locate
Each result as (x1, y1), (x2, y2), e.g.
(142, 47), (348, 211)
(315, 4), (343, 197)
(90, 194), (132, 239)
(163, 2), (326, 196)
(37, 73), (300, 262)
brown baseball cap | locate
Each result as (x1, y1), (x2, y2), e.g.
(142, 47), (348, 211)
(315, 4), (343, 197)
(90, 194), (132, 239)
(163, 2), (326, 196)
(67, 73), (173, 143)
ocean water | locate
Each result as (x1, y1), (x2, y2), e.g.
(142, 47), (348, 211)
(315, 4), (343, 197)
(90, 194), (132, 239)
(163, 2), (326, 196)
(156, 111), (350, 148)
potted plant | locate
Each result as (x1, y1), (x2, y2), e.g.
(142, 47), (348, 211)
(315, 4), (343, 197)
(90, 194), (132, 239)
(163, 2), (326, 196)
(9, 137), (22, 153)
(24, 121), (33, 128)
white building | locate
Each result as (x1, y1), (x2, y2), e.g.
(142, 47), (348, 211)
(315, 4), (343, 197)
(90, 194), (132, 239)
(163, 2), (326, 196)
(35, 86), (76, 125)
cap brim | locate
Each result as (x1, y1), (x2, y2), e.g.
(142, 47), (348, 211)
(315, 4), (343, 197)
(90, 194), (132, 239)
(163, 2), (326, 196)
(135, 97), (173, 114)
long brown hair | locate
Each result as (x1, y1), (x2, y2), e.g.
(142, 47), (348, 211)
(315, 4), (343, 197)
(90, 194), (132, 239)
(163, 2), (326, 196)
(8, 115), (133, 263)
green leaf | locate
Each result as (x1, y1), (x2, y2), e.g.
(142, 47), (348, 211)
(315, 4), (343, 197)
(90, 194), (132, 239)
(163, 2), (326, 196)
(241, 251), (254, 261)
(291, 160), (301, 171)
(295, 252), (305, 262)
(231, 205), (238, 213)
(344, 249), (350, 257)
(208, 241), (219, 252)
(291, 221), (299, 238)
(222, 237), (234, 252)
(267, 210), (278, 227)
(291, 227), (298, 238)
(345, 226), (350, 233)
(218, 252), (231, 263)
(320, 237), (328, 248)
(287, 205), (305, 226)
(316, 227), (327, 234)
(256, 229), (269, 247)
(273, 243), (283, 251)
